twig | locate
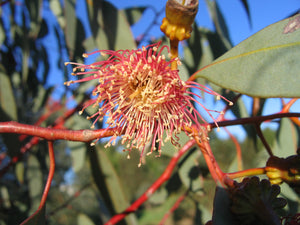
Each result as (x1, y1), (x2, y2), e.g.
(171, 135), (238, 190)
(281, 98), (300, 126)
(20, 141), (55, 224)
(227, 167), (266, 180)
(194, 129), (234, 187)
(0, 98), (90, 177)
(210, 112), (300, 129)
(0, 121), (115, 142)
(136, 6), (165, 45)
(159, 192), (188, 225)
(255, 123), (273, 156)
(39, 141), (56, 209)
(46, 182), (91, 218)
(1, 113), (299, 143)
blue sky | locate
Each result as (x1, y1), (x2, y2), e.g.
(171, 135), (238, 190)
(217, 0), (300, 45)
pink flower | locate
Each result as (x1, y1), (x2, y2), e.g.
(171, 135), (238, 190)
(65, 42), (230, 166)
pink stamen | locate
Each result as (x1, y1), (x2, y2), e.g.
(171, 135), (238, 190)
(65, 41), (231, 165)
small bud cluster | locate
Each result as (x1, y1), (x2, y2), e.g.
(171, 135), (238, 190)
(161, 0), (199, 41)
(229, 177), (286, 225)
(266, 154), (300, 193)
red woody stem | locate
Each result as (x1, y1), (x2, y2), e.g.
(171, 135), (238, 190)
(20, 141), (56, 225)
(0, 121), (115, 142)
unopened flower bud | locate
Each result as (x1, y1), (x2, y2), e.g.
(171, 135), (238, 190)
(160, 0), (198, 41)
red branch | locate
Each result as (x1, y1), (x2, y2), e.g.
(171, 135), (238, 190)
(105, 139), (196, 225)
(1, 113), (299, 142)
(255, 123), (273, 156)
(195, 131), (231, 187)
(0, 98), (89, 177)
(159, 192), (187, 225)
(210, 112), (300, 129)
(20, 141), (55, 225)
(19, 100), (63, 142)
(0, 121), (115, 142)
(39, 141), (55, 209)
(281, 98), (300, 126)
(46, 183), (91, 218)
(192, 127), (236, 188)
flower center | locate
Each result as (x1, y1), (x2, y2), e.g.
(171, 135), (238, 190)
(123, 59), (167, 116)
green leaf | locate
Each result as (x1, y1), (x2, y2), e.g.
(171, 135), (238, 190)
(148, 187), (168, 204)
(212, 187), (239, 225)
(161, 132), (190, 157)
(178, 148), (203, 195)
(83, 36), (97, 53)
(26, 154), (43, 217)
(197, 203), (213, 224)
(50, 0), (65, 29)
(184, 26), (229, 70)
(206, 29), (230, 59)
(15, 162), (25, 184)
(138, 193), (180, 225)
(205, 0), (232, 49)
(98, 1), (136, 50)
(21, 41), (30, 84)
(102, 2), (132, 49)
(88, 145), (138, 225)
(0, 67), (17, 120)
(124, 7), (146, 26)
(183, 23), (203, 73)
(25, 0), (43, 36)
(273, 118), (298, 157)
(255, 118), (299, 168)
(77, 213), (95, 225)
(280, 183), (300, 205)
(0, 19), (5, 47)
(65, 0), (77, 53)
(65, 111), (92, 130)
(69, 142), (87, 173)
(32, 85), (53, 113)
(65, 0), (87, 60)
(196, 14), (300, 98)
